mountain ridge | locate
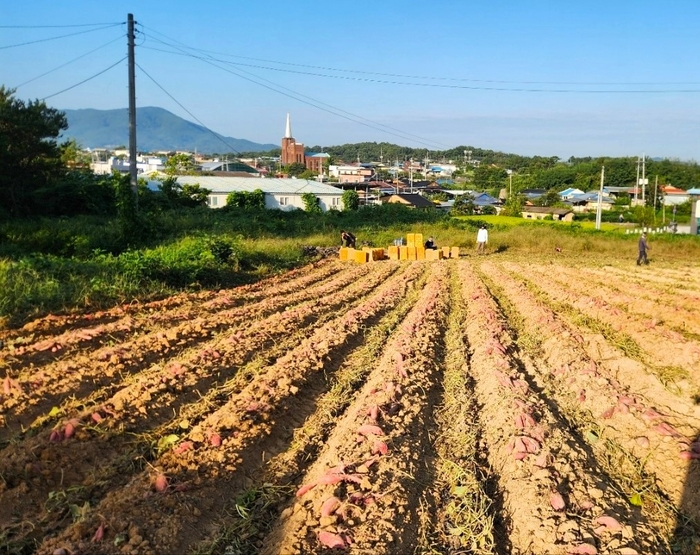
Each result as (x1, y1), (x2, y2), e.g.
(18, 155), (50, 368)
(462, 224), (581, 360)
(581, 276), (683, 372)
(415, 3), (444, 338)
(61, 107), (278, 154)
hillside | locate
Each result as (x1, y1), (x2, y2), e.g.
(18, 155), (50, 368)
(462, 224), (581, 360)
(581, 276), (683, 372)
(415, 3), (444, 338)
(61, 106), (278, 153)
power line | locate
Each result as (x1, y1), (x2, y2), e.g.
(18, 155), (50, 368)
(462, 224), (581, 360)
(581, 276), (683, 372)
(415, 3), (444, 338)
(42, 57), (126, 100)
(136, 32), (700, 89)
(0, 22), (123, 28)
(137, 27), (449, 149)
(135, 63), (242, 155)
(0, 23), (123, 50)
(143, 42), (700, 94)
(143, 41), (447, 150)
(14, 35), (125, 89)
(141, 42), (452, 149)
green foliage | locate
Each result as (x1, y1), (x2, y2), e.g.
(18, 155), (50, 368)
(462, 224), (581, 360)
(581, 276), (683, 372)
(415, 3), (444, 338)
(0, 87), (68, 216)
(298, 170), (317, 180)
(632, 205), (656, 226)
(154, 176), (211, 209)
(301, 192), (322, 213)
(501, 194), (525, 217)
(226, 188), (265, 209)
(164, 153), (196, 175)
(473, 166), (508, 189)
(341, 189), (360, 211)
(284, 162), (307, 177)
(480, 205), (498, 215)
(534, 189), (566, 207)
(451, 194), (476, 215)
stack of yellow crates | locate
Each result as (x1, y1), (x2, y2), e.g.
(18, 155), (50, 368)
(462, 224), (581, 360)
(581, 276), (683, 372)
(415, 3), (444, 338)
(378, 233), (459, 260)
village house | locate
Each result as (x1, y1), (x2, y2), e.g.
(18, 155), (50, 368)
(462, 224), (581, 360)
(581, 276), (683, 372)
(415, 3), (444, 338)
(521, 206), (574, 221)
(383, 193), (436, 209)
(172, 175), (344, 212)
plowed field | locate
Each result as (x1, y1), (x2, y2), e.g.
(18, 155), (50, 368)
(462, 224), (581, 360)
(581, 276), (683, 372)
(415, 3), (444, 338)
(1, 256), (699, 555)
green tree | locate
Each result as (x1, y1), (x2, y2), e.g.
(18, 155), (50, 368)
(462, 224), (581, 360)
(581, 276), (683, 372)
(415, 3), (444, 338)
(285, 162), (307, 177)
(60, 138), (91, 170)
(473, 166), (508, 190)
(451, 194), (476, 215)
(535, 189), (564, 207)
(501, 193), (525, 217)
(156, 176), (210, 208)
(226, 188), (265, 209)
(341, 189), (360, 211)
(164, 153), (196, 175)
(0, 87), (68, 216)
(298, 169), (317, 180)
(301, 192), (322, 213)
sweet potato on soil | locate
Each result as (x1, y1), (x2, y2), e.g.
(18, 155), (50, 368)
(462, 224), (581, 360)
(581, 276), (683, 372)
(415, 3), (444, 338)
(318, 531), (347, 550)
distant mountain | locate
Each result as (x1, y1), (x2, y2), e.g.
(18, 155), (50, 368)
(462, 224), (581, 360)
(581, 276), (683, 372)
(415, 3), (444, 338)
(61, 107), (278, 154)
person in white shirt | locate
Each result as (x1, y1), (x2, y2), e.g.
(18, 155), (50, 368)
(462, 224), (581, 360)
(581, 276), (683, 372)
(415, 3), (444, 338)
(476, 224), (488, 254)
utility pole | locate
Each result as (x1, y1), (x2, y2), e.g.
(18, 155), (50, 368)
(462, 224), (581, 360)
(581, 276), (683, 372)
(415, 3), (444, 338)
(653, 175), (658, 225)
(635, 157), (640, 204)
(127, 13), (138, 209)
(641, 153), (646, 204)
(595, 166), (605, 230)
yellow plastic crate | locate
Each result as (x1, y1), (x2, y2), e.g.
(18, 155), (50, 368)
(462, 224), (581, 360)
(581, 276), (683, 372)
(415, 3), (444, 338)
(339, 247), (349, 261)
(399, 246), (409, 260)
(388, 245), (399, 260)
(450, 246), (460, 259)
(416, 246), (426, 260)
(407, 246), (417, 261)
(355, 250), (369, 264)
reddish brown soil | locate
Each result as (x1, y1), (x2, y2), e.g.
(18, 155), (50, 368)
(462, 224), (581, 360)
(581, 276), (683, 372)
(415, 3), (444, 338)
(1, 255), (699, 555)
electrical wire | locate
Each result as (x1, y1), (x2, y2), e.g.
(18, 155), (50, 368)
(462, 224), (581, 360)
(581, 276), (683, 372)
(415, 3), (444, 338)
(0, 22), (123, 28)
(0, 23), (123, 50)
(14, 34), (125, 89)
(42, 57), (126, 100)
(136, 63), (243, 155)
(137, 27), (700, 89)
(137, 25), (449, 147)
(137, 27), (449, 149)
(140, 42), (700, 94)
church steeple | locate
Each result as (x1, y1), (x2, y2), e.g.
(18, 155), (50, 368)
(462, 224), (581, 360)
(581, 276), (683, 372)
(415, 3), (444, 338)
(284, 113), (292, 139)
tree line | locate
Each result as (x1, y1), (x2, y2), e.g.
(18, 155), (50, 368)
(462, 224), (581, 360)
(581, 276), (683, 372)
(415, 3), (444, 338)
(4, 84), (699, 223)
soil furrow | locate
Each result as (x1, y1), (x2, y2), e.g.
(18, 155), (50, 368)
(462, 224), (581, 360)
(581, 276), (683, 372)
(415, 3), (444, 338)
(191, 265), (433, 555)
(34, 262), (427, 554)
(500, 261), (700, 393)
(480, 261), (700, 551)
(0, 260), (386, 441)
(261, 262), (450, 555)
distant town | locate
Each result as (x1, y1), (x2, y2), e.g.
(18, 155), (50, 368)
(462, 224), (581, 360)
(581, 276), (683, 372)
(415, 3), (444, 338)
(79, 113), (700, 233)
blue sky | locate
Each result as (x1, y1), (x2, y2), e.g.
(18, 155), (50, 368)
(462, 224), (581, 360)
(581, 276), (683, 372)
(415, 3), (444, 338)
(2, 0), (700, 160)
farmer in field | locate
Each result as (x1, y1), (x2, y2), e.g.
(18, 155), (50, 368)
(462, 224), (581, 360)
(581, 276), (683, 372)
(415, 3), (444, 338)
(424, 236), (438, 250)
(340, 230), (356, 248)
(476, 224), (488, 254)
(637, 232), (650, 265)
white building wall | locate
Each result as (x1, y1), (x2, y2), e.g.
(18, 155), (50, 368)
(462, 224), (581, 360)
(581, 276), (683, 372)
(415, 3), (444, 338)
(208, 192), (342, 211)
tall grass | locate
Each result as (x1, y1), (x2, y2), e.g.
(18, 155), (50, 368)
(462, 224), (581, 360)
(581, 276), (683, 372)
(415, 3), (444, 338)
(1, 206), (698, 328)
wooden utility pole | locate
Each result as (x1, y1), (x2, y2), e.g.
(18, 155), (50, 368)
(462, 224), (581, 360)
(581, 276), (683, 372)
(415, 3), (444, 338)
(128, 13), (138, 209)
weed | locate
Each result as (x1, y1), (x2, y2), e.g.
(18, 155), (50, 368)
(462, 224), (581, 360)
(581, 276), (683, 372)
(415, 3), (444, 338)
(190, 484), (292, 555)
